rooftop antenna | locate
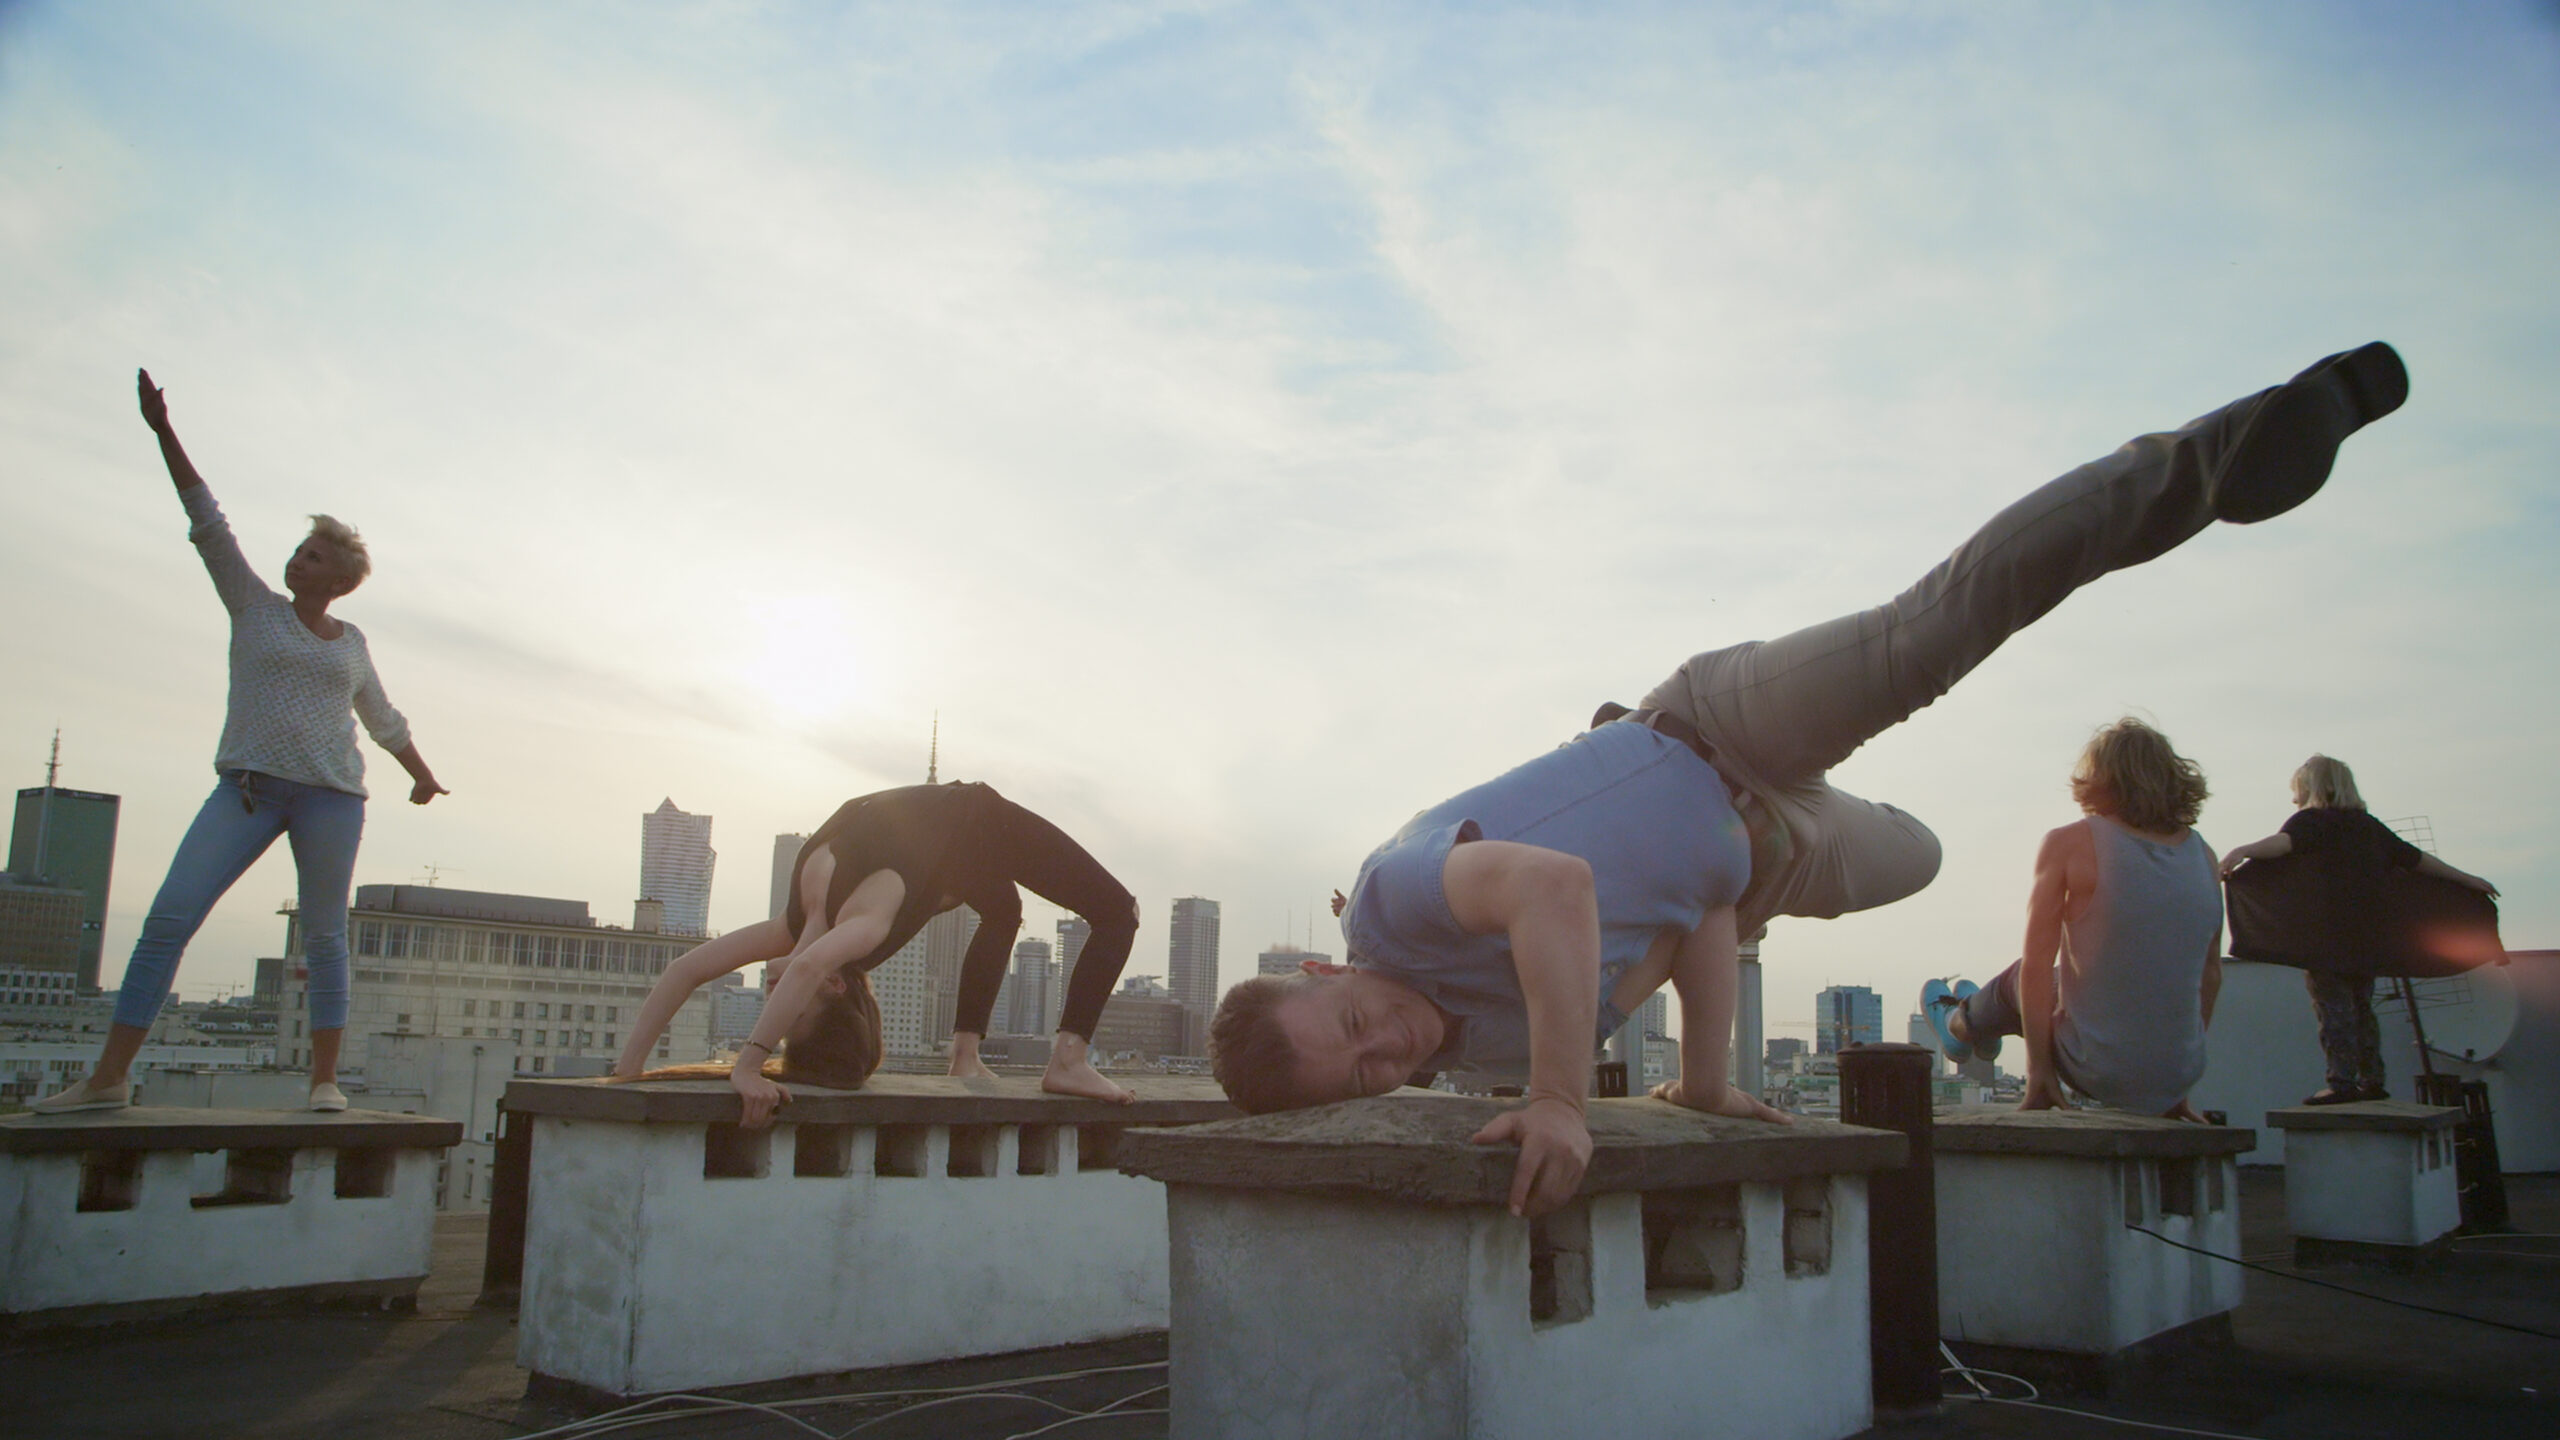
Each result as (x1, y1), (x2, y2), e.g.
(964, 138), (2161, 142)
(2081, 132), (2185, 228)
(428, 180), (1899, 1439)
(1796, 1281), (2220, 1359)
(926, 711), (940, 784)
(31, 727), (61, 880)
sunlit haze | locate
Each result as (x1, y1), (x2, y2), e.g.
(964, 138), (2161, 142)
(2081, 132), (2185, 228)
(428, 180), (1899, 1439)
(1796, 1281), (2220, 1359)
(3, 2), (2555, 1043)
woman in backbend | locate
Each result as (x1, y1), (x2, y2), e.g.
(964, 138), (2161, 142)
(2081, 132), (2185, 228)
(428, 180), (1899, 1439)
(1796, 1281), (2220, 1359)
(613, 780), (1140, 1122)
(35, 370), (447, 1116)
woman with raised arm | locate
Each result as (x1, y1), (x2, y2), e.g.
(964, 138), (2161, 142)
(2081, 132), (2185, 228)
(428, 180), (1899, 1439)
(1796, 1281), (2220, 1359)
(612, 781), (1141, 1124)
(2218, 754), (2500, 1104)
(35, 370), (446, 1116)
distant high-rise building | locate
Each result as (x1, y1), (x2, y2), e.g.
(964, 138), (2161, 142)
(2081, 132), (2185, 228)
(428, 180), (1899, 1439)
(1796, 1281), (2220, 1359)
(923, 906), (981, 1044)
(870, 930), (934, 1057)
(1257, 942), (1329, 977)
(1166, 897), (1220, 1055)
(1766, 1036), (1808, 1070)
(9, 755), (119, 992)
(1639, 991), (1670, 1040)
(769, 833), (807, 920)
(0, 877), (85, 976)
(1907, 1011), (1949, 1073)
(1814, 985), (1884, 1054)
(710, 986), (767, 1044)
(1051, 918), (1089, 1032)
(1003, 937), (1053, 1036)
(639, 799), (716, 938)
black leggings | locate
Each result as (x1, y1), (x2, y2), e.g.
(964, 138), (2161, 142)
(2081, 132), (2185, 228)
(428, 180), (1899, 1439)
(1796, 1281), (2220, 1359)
(948, 799), (1137, 1043)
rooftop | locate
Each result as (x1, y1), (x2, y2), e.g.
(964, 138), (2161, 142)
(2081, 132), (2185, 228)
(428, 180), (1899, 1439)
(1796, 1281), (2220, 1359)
(6, 1168), (2553, 1439)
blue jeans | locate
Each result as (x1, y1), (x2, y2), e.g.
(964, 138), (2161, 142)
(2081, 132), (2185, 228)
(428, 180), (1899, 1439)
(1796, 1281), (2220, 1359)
(114, 771), (364, 1031)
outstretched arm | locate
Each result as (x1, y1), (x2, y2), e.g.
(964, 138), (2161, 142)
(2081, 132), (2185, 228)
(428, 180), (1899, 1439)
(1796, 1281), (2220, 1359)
(2216, 832), (2292, 878)
(725, 867), (904, 1126)
(390, 742), (448, 805)
(137, 369), (205, 494)
(613, 916), (797, 1079)
(2414, 852), (2498, 897)
(1651, 906), (1792, 1123)
(1443, 839), (1599, 1220)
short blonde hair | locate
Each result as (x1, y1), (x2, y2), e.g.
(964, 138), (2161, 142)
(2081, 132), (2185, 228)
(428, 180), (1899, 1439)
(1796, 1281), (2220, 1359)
(2069, 718), (2209, 832)
(2291, 754), (2364, 811)
(304, 514), (371, 592)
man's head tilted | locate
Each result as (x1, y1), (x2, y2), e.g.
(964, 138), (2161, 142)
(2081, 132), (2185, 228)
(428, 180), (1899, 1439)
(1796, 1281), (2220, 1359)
(1208, 960), (1446, 1114)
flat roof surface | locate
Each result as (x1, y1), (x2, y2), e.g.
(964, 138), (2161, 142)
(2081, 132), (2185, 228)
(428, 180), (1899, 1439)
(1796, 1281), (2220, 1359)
(0, 1104), (463, 1153)
(1119, 1090), (1906, 1201)
(4, 1170), (2554, 1438)
(1932, 1105), (2260, 1158)
(504, 1073), (1236, 1126)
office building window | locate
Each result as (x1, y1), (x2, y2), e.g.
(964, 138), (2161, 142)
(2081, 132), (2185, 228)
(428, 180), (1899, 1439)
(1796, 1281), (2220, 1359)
(462, 999), (476, 1017)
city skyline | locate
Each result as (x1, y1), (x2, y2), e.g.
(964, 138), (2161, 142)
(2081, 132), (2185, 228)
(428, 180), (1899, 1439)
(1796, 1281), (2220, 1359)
(4, 4), (2553, 1053)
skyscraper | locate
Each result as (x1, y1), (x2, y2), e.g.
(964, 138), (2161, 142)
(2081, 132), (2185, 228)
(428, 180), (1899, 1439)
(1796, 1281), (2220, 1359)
(1003, 937), (1053, 1036)
(1051, 917), (1089, 1033)
(768, 833), (807, 920)
(870, 929), (934, 1057)
(1166, 897), (1221, 1056)
(1814, 985), (1884, 1054)
(9, 743), (119, 992)
(923, 906), (981, 1045)
(638, 799), (716, 938)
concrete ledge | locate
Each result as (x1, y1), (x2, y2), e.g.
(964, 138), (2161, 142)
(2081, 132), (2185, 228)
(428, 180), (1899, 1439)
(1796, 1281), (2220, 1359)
(1118, 1092), (1904, 1205)
(502, 1073), (1235, 1126)
(514, 1081), (1225, 1395)
(1933, 1106), (2257, 1159)
(2265, 1100), (2461, 1134)
(0, 1107), (464, 1154)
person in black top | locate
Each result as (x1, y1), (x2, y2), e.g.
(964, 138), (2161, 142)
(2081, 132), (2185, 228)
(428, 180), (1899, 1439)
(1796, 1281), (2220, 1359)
(2219, 755), (2497, 1103)
(614, 781), (1141, 1123)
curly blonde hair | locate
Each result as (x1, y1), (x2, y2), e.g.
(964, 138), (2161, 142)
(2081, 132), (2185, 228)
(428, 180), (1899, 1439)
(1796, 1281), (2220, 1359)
(305, 514), (372, 591)
(2069, 718), (2209, 833)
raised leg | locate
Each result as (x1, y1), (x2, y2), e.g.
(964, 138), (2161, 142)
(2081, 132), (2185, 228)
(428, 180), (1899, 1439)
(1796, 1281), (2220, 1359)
(1642, 344), (2406, 792)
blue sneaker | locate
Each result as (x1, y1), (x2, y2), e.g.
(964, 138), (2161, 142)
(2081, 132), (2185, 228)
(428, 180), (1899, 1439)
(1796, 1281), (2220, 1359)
(1954, 979), (2002, 1064)
(1920, 979), (1970, 1063)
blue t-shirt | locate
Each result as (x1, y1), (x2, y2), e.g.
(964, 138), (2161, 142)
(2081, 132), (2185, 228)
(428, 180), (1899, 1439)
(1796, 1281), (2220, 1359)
(1339, 722), (1750, 1075)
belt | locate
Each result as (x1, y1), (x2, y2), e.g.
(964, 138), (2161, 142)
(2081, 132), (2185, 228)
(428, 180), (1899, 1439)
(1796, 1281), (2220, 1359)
(1616, 706), (1719, 769)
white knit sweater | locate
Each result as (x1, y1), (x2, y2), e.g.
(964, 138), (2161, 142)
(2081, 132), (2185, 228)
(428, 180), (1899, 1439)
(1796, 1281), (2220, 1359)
(184, 486), (410, 798)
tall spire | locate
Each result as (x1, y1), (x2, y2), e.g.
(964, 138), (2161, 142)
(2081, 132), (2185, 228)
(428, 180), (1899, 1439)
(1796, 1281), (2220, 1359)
(926, 711), (940, 784)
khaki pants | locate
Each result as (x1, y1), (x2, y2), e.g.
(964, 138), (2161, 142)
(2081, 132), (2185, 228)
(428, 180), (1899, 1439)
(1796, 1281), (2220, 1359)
(1642, 381), (2282, 935)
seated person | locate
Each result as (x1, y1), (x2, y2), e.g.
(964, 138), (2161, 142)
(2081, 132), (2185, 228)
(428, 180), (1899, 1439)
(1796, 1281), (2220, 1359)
(1923, 719), (2223, 1118)
(1209, 344), (2406, 1217)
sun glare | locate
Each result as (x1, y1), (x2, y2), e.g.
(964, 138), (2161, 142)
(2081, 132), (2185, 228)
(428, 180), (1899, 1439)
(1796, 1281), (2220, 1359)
(736, 597), (868, 723)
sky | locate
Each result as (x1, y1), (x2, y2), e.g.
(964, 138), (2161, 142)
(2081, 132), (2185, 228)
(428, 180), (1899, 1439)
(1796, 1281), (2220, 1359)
(2, 0), (2555, 1050)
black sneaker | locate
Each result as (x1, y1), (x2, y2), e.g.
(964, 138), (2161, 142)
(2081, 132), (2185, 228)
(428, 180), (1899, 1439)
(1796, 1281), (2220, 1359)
(2212, 342), (2408, 524)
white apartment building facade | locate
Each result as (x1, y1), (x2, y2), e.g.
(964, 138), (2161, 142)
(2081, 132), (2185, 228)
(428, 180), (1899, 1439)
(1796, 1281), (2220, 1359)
(277, 885), (713, 1078)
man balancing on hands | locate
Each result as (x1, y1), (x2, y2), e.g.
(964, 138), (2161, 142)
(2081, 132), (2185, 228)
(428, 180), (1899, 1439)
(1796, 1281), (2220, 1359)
(1209, 344), (2410, 1220)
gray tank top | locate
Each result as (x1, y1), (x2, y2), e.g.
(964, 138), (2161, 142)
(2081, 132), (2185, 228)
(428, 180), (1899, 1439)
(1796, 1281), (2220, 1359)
(2051, 816), (2222, 1114)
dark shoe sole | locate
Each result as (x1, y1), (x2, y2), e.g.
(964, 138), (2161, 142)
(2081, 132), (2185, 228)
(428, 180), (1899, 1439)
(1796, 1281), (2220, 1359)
(2214, 341), (2408, 524)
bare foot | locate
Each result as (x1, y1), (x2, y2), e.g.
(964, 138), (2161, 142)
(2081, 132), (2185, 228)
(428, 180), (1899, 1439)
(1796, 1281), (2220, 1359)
(1043, 1057), (1135, 1104)
(947, 1056), (998, 1082)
